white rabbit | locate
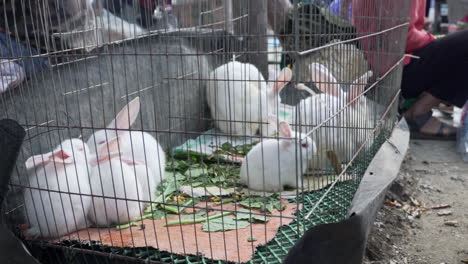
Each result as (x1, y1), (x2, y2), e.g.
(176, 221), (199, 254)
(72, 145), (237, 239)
(206, 61), (291, 137)
(23, 139), (92, 238)
(292, 63), (382, 168)
(87, 136), (145, 226)
(87, 96), (166, 202)
(239, 118), (316, 192)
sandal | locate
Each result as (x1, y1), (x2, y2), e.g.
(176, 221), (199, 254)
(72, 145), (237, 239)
(405, 111), (457, 141)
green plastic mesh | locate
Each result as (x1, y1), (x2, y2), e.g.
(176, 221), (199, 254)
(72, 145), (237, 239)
(27, 132), (387, 264)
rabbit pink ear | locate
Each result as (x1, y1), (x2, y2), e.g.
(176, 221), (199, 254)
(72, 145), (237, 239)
(97, 136), (122, 155)
(309, 63), (341, 97)
(121, 157), (145, 166)
(25, 149), (75, 170)
(278, 121), (292, 138)
(92, 136), (123, 165)
(107, 97), (140, 134)
(348, 71), (373, 104)
(272, 67), (292, 94)
(25, 154), (51, 170)
(89, 152), (122, 166)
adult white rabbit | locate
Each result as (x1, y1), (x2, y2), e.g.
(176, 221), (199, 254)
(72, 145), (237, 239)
(240, 118), (316, 192)
(87, 97), (166, 202)
(87, 136), (145, 226)
(23, 139), (92, 238)
(292, 63), (382, 168)
(206, 61), (292, 137)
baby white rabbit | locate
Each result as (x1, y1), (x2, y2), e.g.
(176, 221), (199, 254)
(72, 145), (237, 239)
(206, 61), (291, 137)
(87, 136), (145, 226)
(87, 97), (166, 202)
(292, 63), (381, 168)
(23, 139), (92, 238)
(239, 118), (316, 192)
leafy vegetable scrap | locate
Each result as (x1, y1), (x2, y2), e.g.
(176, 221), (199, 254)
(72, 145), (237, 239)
(202, 215), (250, 232)
(239, 195), (286, 214)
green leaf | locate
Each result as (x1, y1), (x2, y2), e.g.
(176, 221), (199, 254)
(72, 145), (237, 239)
(270, 198), (286, 212)
(239, 197), (264, 209)
(265, 203), (275, 215)
(163, 180), (179, 197)
(164, 172), (186, 182)
(180, 210), (207, 221)
(160, 204), (184, 214)
(235, 209), (269, 223)
(221, 142), (233, 151)
(185, 168), (206, 178)
(135, 209), (168, 221)
(215, 198), (234, 205)
(164, 212), (232, 227)
(211, 176), (226, 184)
(191, 181), (205, 188)
(202, 215), (250, 232)
(167, 160), (194, 172)
(115, 222), (144, 230)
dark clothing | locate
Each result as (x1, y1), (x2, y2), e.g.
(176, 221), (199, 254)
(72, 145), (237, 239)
(426, 0), (431, 17)
(0, 0), (72, 53)
(0, 33), (48, 77)
(401, 30), (468, 108)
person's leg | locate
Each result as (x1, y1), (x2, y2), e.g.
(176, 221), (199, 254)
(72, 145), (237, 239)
(400, 30), (468, 138)
(402, 30), (468, 107)
(403, 92), (457, 137)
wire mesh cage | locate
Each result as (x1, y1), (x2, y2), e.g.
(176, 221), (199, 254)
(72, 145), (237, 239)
(0, 0), (410, 263)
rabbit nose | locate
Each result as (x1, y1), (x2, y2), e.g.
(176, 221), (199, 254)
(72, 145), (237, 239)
(55, 150), (70, 160)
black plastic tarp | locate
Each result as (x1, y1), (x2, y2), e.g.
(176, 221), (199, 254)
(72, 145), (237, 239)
(0, 119), (40, 264)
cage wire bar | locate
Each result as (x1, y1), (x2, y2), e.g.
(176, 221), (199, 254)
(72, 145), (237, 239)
(0, 0), (410, 263)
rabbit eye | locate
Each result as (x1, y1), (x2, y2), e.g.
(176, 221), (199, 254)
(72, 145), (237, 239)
(301, 143), (308, 148)
(98, 140), (105, 145)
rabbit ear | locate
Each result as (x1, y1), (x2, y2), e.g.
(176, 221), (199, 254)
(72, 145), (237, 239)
(278, 121), (292, 138)
(91, 137), (123, 165)
(272, 67), (292, 94)
(107, 97), (140, 134)
(348, 71), (373, 104)
(309, 63), (341, 97)
(278, 121), (293, 148)
(89, 151), (122, 166)
(97, 136), (121, 155)
(25, 154), (51, 170)
(267, 115), (279, 127)
(25, 148), (75, 169)
(120, 157), (145, 166)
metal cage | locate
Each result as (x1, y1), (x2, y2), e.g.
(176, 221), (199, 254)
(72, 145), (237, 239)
(0, 0), (411, 263)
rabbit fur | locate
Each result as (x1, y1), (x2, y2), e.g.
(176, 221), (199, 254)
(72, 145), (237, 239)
(87, 97), (166, 202)
(23, 139), (92, 238)
(290, 63), (384, 169)
(87, 136), (145, 226)
(206, 60), (292, 137)
(240, 118), (316, 192)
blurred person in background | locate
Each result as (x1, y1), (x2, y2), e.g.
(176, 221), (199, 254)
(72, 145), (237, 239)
(353, 0), (468, 140)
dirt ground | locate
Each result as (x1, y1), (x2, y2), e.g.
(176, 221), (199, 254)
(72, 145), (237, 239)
(364, 139), (468, 264)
